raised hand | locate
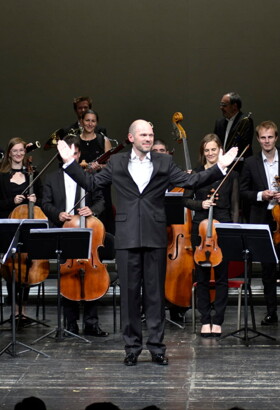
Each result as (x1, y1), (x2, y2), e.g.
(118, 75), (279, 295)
(57, 140), (75, 163)
(218, 147), (238, 169)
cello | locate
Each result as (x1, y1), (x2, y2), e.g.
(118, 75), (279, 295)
(60, 188), (110, 301)
(164, 112), (195, 308)
(7, 157), (50, 286)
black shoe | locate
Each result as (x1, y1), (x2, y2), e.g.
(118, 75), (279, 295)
(124, 353), (138, 366)
(261, 313), (278, 326)
(67, 322), (79, 335)
(84, 325), (109, 337)
(151, 353), (169, 365)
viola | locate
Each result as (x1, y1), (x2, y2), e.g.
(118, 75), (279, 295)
(80, 138), (130, 171)
(164, 112), (195, 308)
(7, 158), (50, 286)
(60, 188), (110, 301)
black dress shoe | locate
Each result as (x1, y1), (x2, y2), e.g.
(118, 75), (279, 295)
(151, 353), (169, 365)
(261, 313), (278, 326)
(67, 322), (79, 335)
(84, 325), (109, 337)
(124, 353), (138, 366)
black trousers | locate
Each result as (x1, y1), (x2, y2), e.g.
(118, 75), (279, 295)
(116, 247), (167, 356)
(62, 298), (98, 327)
(261, 211), (278, 315)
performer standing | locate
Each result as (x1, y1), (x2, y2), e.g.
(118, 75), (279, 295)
(57, 119), (238, 366)
(183, 134), (239, 336)
(42, 134), (108, 337)
(214, 92), (254, 165)
(78, 109), (115, 235)
(240, 121), (280, 325)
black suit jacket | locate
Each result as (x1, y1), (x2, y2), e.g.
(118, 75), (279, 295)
(240, 148), (280, 223)
(214, 111), (254, 158)
(42, 168), (105, 227)
(65, 150), (225, 249)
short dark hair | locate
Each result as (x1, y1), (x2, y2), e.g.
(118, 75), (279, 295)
(227, 92), (242, 110)
(81, 109), (99, 122)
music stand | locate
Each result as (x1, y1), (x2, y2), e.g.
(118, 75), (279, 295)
(215, 223), (278, 345)
(0, 219), (49, 357)
(28, 228), (92, 344)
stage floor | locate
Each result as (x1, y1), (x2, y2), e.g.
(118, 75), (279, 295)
(0, 293), (280, 410)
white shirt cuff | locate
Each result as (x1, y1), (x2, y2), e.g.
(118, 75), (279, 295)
(62, 159), (75, 169)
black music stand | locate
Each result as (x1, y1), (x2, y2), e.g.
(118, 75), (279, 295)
(215, 223), (278, 345)
(0, 219), (49, 357)
(28, 228), (92, 344)
(0, 218), (50, 329)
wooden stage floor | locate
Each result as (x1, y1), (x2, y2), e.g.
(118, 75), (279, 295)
(0, 292), (280, 410)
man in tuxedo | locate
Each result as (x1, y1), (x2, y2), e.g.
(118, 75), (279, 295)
(57, 119), (237, 366)
(42, 134), (109, 337)
(214, 92), (254, 167)
(240, 120), (280, 325)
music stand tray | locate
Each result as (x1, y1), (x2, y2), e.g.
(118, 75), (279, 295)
(215, 223), (278, 345)
(27, 228), (93, 344)
(0, 219), (49, 358)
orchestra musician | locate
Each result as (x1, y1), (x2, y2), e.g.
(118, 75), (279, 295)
(41, 134), (109, 337)
(78, 109), (115, 235)
(182, 134), (239, 337)
(240, 121), (280, 326)
(63, 96), (107, 137)
(214, 92), (254, 167)
(57, 119), (238, 366)
(0, 137), (43, 318)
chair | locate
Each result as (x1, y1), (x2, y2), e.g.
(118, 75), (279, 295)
(192, 260), (255, 333)
(98, 232), (120, 333)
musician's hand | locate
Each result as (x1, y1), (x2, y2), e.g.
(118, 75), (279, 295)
(262, 190), (275, 201)
(77, 206), (93, 217)
(91, 161), (102, 171)
(202, 199), (216, 209)
(57, 140), (75, 163)
(273, 191), (280, 203)
(218, 147), (238, 169)
(27, 193), (36, 203)
(59, 212), (72, 222)
(14, 195), (25, 205)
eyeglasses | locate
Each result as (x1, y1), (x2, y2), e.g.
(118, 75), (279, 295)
(219, 102), (230, 107)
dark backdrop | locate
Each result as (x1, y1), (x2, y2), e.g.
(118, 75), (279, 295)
(1, 0), (279, 172)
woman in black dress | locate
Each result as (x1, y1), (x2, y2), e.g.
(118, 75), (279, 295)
(183, 134), (239, 336)
(79, 110), (115, 234)
(0, 137), (42, 316)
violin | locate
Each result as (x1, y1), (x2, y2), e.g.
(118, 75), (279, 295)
(7, 157), (50, 286)
(194, 190), (223, 267)
(80, 138), (130, 172)
(60, 188), (110, 301)
(164, 112), (195, 308)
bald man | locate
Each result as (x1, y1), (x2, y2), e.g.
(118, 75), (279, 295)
(57, 119), (238, 366)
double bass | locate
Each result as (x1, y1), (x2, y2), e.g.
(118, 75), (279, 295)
(164, 112), (195, 308)
(60, 188), (110, 301)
